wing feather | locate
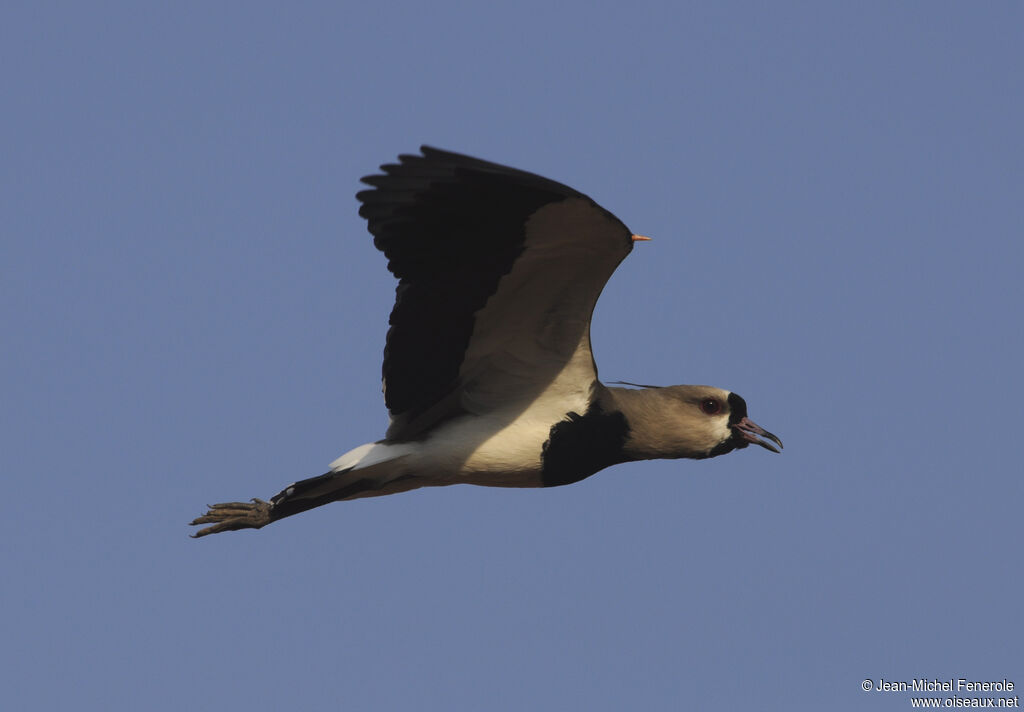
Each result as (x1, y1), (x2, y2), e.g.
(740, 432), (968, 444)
(357, 147), (634, 440)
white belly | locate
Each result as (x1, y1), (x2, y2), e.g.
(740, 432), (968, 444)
(427, 383), (591, 487)
(328, 366), (594, 491)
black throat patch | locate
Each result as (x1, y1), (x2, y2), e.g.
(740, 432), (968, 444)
(726, 392), (748, 425)
(540, 402), (630, 487)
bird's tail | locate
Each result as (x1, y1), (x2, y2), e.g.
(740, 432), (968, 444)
(268, 442), (419, 522)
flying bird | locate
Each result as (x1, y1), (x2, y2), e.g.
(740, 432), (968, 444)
(190, 147), (781, 537)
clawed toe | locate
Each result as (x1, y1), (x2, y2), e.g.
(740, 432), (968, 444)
(190, 498), (273, 538)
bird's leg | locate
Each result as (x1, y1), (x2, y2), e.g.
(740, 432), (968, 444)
(189, 472), (341, 538)
(189, 469), (419, 538)
(190, 498), (273, 538)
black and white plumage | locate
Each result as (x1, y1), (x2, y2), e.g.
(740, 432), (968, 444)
(191, 147), (781, 537)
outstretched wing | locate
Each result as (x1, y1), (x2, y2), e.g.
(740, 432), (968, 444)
(357, 146), (635, 440)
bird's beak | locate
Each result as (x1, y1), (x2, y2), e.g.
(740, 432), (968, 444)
(732, 417), (783, 453)
(631, 234), (651, 242)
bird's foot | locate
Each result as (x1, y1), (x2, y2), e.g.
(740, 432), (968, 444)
(190, 498), (273, 538)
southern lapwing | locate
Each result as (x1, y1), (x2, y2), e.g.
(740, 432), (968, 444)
(190, 147), (781, 537)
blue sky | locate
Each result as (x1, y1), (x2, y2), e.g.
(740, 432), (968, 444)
(3, 2), (1022, 710)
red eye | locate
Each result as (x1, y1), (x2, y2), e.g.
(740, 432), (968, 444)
(700, 398), (722, 415)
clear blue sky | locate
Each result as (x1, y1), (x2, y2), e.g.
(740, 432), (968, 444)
(4, 3), (1021, 710)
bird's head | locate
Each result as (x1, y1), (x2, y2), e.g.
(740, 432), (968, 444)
(694, 388), (783, 458)
(612, 385), (782, 461)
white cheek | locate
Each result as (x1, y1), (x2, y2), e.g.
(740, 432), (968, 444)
(711, 416), (733, 444)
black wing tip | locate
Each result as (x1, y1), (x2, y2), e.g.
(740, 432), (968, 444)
(358, 146), (588, 199)
(357, 146), (447, 188)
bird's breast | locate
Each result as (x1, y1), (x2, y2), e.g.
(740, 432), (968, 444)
(410, 384), (596, 488)
(539, 401), (630, 487)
